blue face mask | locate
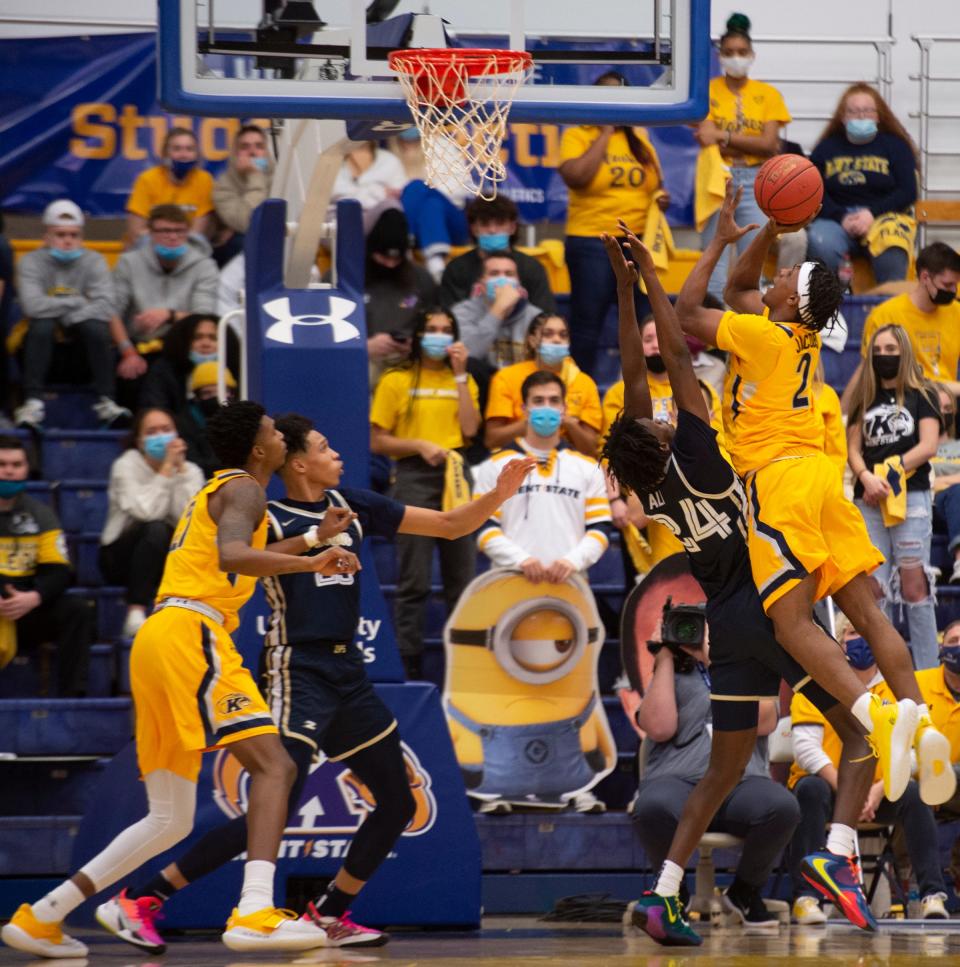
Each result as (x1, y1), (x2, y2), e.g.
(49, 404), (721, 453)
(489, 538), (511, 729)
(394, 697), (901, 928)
(846, 118), (878, 143)
(49, 247), (83, 263)
(845, 635), (876, 670)
(155, 243), (187, 261)
(538, 342), (570, 366)
(940, 645), (960, 675)
(143, 431), (176, 461)
(0, 480), (26, 498)
(420, 332), (453, 360)
(477, 233), (510, 253)
(528, 406), (563, 437)
(169, 158), (196, 180)
(486, 276), (517, 302)
(252, 156), (270, 172)
(189, 350), (218, 366)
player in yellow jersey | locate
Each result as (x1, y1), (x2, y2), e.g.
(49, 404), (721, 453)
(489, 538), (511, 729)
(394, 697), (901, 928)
(2, 401), (359, 960)
(669, 183), (955, 839)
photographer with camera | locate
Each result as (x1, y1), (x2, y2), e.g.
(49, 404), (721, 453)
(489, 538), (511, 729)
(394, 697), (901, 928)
(633, 601), (799, 933)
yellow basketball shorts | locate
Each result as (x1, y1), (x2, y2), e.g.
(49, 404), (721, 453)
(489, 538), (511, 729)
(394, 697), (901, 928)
(744, 452), (884, 613)
(129, 607), (277, 782)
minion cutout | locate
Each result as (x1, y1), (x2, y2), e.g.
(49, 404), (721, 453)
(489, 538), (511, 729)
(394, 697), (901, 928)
(442, 568), (615, 806)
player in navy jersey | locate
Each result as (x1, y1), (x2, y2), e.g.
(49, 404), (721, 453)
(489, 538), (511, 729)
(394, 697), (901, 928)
(107, 414), (534, 952)
(599, 227), (879, 943)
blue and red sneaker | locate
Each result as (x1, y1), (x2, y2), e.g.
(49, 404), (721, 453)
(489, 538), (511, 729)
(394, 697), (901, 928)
(800, 850), (877, 931)
(628, 891), (703, 946)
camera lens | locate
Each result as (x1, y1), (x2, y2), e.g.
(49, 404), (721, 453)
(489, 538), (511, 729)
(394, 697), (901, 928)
(675, 616), (700, 642)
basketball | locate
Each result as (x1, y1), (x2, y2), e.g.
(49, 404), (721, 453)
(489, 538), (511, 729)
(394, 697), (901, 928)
(753, 154), (824, 225)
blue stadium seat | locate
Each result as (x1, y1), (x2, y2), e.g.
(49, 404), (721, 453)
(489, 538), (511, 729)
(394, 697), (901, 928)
(0, 816), (81, 875)
(87, 643), (114, 698)
(68, 587), (126, 641)
(592, 349), (623, 394)
(24, 481), (56, 508)
(0, 698), (131, 756)
(0, 759), (108, 817)
(821, 348), (862, 394)
(42, 431), (124, 481)
(58, 482), (108, 535)
(588, 542), (624, 586)
(41, 387), (100, 431)
(68, 535), (103, 587)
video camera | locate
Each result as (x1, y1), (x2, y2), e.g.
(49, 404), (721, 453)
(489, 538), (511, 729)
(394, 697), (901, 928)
(647, 597), (707, 673)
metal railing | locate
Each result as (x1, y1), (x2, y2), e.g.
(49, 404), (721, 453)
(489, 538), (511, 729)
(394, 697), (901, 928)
(910, 35), (960, 247)
(217, 309), (247, 403)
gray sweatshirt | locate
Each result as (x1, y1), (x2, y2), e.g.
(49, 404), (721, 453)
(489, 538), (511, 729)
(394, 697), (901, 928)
(213, 155), (274, 234)
(453, 296), (544, 369)
(113, 239), (219, 339)
(17, 248), (114, 326)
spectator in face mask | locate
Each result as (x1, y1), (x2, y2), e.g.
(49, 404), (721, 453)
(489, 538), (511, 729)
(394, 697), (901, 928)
(439, 196), (555, 312)
(125, 128), (215, 247)
(175, 362), (237, 477)
(452, 253), (545, 369)
(139, 313), (239, 415)
(99, 407), (204, 638)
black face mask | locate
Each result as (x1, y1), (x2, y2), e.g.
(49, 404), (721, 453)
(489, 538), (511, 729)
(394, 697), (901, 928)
(646, 353), (667, 375)
(195, 396), (222, 418)
(927, 279), (957, 306)
(872, 354), (901, 380)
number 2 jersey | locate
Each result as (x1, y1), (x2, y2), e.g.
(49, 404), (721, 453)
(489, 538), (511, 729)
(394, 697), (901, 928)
(640, 409), (751, 602)
(715, 310), (824, 476)
(261, 487), (406, 646)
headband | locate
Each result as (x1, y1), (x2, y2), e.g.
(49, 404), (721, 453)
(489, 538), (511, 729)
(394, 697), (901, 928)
(797, 261), (817, 326)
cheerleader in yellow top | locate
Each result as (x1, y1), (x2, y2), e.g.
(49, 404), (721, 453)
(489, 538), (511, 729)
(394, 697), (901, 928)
(559, 70), (667, 373)
(695, 13), (795, 302)
(1, 402), (360, 959)
(672, 179), (955, 814)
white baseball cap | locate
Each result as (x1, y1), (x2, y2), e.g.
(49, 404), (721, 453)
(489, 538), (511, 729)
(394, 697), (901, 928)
(42, 199), (85, 227)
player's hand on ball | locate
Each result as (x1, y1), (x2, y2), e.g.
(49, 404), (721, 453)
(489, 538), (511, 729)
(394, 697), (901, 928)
(601, 232), (639, 288)
(311, 548), (361, 576)
(315, 507), (357, 541)
(494, 457), (537, 500)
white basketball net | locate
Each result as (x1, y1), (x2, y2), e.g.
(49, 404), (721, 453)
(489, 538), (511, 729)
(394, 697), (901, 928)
(391, 49), (534, 202)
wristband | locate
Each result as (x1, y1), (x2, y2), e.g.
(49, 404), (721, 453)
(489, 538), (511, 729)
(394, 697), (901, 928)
(303, 525), (321, 549)
(454, 373), (468, 384)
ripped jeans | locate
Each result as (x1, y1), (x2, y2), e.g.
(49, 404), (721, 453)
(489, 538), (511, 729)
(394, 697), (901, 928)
(856, 489), (939, 670)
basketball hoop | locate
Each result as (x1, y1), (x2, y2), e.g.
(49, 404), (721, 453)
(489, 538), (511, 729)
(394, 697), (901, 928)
(389, 48), (534, 201)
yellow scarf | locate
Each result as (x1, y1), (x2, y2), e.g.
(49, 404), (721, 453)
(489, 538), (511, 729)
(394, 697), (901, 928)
(442, 450), (471, 512)
(0, 616), (16, 670)
(694, 144), (730, 233)
(874, 455), (911, 527)
(621, 523), (654, 576)
(866, 213), (918, 259)
(638, 190), (675, 293)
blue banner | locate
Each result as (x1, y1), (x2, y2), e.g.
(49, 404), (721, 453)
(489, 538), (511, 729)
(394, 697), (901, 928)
(0, 33), (702, 225)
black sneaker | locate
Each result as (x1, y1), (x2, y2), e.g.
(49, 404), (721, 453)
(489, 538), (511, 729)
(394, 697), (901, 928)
(722, 884), (780, 933)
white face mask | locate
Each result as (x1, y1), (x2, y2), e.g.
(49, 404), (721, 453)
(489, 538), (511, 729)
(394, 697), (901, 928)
(719, 54), (754, 79)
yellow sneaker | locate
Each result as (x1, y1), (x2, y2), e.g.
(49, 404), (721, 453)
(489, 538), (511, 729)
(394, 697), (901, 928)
(916, 715), (957, 806)
(0, 903), (88, 958)
(221, 906), (327, 952)
(867, 695), (918, 803)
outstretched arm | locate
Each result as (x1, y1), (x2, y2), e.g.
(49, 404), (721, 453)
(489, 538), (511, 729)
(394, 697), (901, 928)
(619, 223), (709, 423)
(675, 181), (758, 344)
(600, 233), (652, 420)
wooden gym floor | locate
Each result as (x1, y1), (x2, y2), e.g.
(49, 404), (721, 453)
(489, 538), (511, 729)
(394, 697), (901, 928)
(4, 916), (960, 966)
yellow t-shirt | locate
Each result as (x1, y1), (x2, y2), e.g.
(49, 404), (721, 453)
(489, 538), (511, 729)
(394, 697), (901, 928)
(485, 358), (602, 431)
(860, 293), (960, 383)
(814, 382), (847, 478)
(707, 76), (792, 168)
(127, 165), (216, 219)
(915, 666), (960, 765)
(600, 376), (723, 444)
(560, 126), (662, 237)
(717, 310), (823, 476)
(788, 679), (886, 789)
(157, 470), (267, 634)
(370, 365), (479, 449)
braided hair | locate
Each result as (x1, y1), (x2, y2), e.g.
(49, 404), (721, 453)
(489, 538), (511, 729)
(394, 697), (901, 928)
(600, 412), (670, 499)
(800, 261), (845, 333)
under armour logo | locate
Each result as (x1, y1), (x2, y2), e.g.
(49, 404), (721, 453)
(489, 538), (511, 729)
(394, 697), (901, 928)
(262, 296), (360, 345)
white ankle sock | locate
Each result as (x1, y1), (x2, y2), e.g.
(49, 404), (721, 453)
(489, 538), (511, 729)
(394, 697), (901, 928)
(238, 860), (275, 916)
(31, 881), (86, 923)
(851, 692), (874, 732)
(825, 822), (858, 858)
(654, 860), (684, 898)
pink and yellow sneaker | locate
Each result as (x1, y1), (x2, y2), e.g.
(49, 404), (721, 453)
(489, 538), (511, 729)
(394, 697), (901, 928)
(95, 888), (165, 954)
(305, 904), (389, 948)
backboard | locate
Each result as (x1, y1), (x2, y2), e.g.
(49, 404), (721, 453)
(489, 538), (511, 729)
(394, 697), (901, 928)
(158, 0), (710, 126)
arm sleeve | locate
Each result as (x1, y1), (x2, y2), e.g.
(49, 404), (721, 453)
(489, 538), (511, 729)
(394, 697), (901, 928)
(189, 260), (220, 315)
(564, 468), (612, 569)
(66, 255), (115, 324)
(867, 138), (918, 216)
(17, 257), (83, 319)
(810, 140), (846, 223)
(33, 562), (71, 603)
(793, 723), (833, 776)
(473, 459), (531, 567)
